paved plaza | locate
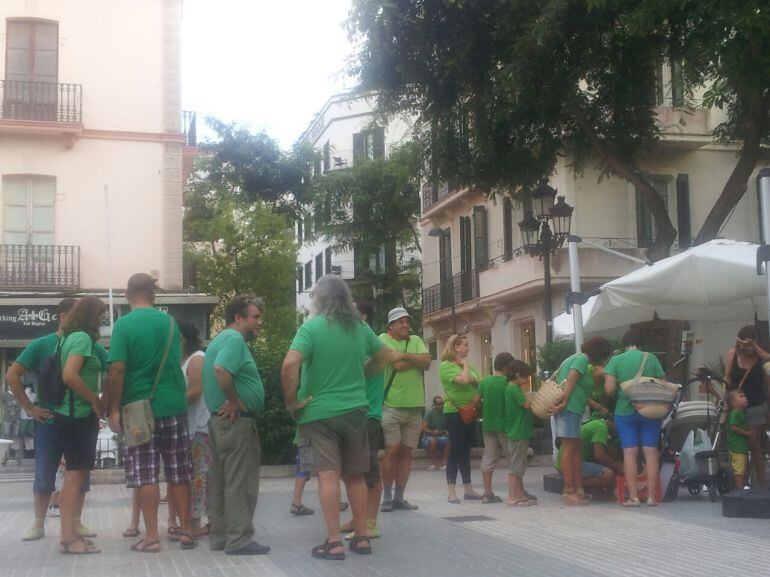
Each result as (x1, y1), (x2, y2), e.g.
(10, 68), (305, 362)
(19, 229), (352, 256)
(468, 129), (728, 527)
(1, 465), (768, 577)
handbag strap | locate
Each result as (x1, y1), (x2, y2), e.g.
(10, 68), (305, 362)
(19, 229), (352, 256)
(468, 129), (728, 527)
(383, 339), (409, 402)
(736, 358), (757, 392)
(150, 316), (175, 401)
(634, 352), (650, 381)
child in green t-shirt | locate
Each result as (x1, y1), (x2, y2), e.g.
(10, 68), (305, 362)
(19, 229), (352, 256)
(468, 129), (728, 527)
(726, 390), (754, 489)
(504, 360), (535, 507)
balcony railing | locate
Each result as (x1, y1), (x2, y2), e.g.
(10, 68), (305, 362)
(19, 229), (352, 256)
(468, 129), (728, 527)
(0, 80), (82, 123)
(0, 245), (80, 289)
(422, 181), (460, 211)
(422, 268), (479, 316)
(183, 110), (197, 146)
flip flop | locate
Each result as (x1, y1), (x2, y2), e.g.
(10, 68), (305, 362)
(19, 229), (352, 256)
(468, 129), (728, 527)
(447, 497), (460, 504)
(507, 498), (533, 507)
(122, 528), (141, 538)
(130, 539), (161, 553)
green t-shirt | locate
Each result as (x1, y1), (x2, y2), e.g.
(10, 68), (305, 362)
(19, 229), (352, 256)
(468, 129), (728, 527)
(439, 361), (480, 413)
(289, 316), (384, 425)
(107, 308), (187, 419)
(603, 349), (665, 417)
(727, 409), (750, 454)
(556, 353), (595, 415)
(504, 384), (532, 440)
(365, 372), (385, 421)
(555, 418), (610, 471)
(57, 331), (100, 418)
(203, 328), (265, 414)
(380, 333), (428, 408)
(478, 375), (508, 432)
(423, 408), (446, 433)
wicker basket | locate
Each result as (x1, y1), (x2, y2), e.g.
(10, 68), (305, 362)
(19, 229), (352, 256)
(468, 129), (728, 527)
(623, 378), (678, 420)
(635, 402), (674, 419)
(531, 378), (564, 419)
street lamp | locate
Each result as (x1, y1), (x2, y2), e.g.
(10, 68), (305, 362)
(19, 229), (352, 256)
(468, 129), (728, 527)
(518, 181), (573, 343)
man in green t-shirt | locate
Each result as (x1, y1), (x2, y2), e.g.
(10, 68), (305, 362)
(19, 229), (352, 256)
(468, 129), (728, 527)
(107, 273), (195, 552)
(554, 419), (623, 497)
(203, 294), (270, 556)
(4, 298), (98, 542)
(421, 396), (449, 470)
(379, 307), (431, 513)
(281, 276), (404, 559)
(475, 352), (515, 504)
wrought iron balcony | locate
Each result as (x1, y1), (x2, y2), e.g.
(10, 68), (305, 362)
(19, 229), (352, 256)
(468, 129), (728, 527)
(0, 245), (80, 289)
(422, 268), (479, 316)
(0, 80), (82, 123)
(422, 181), (459, 211)
(183, 110), (197, 146)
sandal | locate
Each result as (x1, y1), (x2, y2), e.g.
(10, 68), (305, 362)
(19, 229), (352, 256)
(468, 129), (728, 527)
(122, 528), (141, 538)
(60, 538), (100, 555)
(348, 535), (372, 555)
(563, 492), (589, 506)
(622, 497), (641, 507)
(176, 531), (198, 550)
(291, 503), (315, 516)
(130, 539), (161, 553)
(194, 523), (211, 537)
(311, 539), (345, 560)
(507, 498), (533, 508)
(447, 497), (460, 504)
(167, 526), (180, 537)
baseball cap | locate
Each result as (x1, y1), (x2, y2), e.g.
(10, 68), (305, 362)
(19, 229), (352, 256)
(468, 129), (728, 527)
(387, 307), (411, 325)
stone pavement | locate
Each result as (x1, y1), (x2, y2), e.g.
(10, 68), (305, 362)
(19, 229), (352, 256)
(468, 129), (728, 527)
(1, 465), (768, 577)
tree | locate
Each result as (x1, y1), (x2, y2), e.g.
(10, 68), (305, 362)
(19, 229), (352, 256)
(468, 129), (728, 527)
(349, 0), (769, 260)
(308, 142), (423, 330)
(184, 120), (303, 463)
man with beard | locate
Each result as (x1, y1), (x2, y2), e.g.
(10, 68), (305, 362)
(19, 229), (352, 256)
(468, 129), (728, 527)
(203, 294), (270, 555)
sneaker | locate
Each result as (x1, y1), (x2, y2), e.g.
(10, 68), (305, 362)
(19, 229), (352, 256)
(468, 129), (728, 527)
(380, 500), (393, 513)
(440, 465), (446, 471)
(78, 525), (97, 538)
(225, 541), (271, 555)
(22, 526), (44, 541)
(427, 464), (438, 471)
(48, 506), (60, 518)
(392, 499), (418, 511)
(344, 526), (381, 541)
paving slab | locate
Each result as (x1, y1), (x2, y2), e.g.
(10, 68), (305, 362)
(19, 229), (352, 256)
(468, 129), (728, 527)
(1, 465), (768, 577)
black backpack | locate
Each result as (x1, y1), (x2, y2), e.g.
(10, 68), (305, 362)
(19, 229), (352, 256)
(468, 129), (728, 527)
(37, 335), (68, 407)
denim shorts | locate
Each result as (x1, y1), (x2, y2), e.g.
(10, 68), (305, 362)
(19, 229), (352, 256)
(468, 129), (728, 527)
(581, 461), (609, 479)
(34, 420), (91, 494)
(553, 411), (582, 439)
(614, 412), (662, 448)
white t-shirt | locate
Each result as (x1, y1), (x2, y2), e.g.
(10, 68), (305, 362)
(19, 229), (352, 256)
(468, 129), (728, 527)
(183, 350), (209, 437)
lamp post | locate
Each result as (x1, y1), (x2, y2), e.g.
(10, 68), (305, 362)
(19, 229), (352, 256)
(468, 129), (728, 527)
(518, 181), (573, 343)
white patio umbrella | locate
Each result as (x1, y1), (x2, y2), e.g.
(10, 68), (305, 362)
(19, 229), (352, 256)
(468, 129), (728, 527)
(554, 239), (767, 337)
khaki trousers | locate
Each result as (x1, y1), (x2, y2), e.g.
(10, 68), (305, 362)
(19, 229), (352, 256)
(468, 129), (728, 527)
(207, 416), (261, 552)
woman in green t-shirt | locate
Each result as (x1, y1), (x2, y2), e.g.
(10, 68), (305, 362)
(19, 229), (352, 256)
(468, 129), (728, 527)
(439, 334), (482, 504)
(551, 337), (611, 506)
(57, 296), (106, 555)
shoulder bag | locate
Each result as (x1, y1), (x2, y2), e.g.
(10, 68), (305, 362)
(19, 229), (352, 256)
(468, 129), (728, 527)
(121, 316), (175, 447)
(620, 352), (679, 419)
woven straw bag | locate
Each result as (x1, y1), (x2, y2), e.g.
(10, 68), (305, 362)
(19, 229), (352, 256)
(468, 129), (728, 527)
(620, 352), (678, 419)
(531, 378), (564, 419)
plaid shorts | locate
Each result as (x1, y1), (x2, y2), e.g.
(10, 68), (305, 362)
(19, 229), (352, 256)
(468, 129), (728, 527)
(124, 415), (192, 488)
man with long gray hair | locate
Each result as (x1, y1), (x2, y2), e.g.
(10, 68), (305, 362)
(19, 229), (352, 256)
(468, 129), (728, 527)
(281, 275), (405, 561)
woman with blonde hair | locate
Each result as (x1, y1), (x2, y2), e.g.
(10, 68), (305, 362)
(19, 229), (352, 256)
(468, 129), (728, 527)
(439, 334), (482, 503)
(57, 295), (106, 554)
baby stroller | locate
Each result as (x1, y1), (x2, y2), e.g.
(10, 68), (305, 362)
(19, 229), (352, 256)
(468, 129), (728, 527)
(661, 368), (731, 502)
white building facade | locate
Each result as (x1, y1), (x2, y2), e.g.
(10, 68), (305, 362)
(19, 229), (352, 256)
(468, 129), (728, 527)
(295, 92), (414, 314)
(419, 78), (770, 403)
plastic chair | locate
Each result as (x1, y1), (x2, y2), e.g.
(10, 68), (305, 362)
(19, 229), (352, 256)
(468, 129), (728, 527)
(616, 473), (662, 504)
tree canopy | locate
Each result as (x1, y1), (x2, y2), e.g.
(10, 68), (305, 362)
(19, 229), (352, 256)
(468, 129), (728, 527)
(350, 0), (770, 260)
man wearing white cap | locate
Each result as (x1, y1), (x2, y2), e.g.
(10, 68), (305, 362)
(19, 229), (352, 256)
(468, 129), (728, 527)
(379, 307), (431, 512)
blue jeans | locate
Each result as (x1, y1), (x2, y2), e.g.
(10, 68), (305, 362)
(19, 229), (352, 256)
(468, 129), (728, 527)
(33, 420), (91, 494)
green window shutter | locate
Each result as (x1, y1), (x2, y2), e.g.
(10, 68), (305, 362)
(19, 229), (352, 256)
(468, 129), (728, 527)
(373, 127), (385, 159)
(671, 61), (685, 108)
(473, 205), (488, 270)
(353, 132), (364, 161)
(503, 198), (513, 260)
(676, 174), (691, 248)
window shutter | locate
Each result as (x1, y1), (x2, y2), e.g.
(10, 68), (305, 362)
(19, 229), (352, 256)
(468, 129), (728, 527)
(325, 247), (332, 273)
(460, 216), (473, 272)
(373, 127), (385, 159)
(503, 198), (513, 260)
(315, 253), (323, 281)
(676, 174), (691, 248)
(297, 265), (303, 294)
(473, 206), (488, 270)
(353, 132), (364, 161)
(671, 61), (685, 108)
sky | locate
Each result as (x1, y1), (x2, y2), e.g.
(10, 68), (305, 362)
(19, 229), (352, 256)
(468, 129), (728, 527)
(181, 0), (357, 149)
